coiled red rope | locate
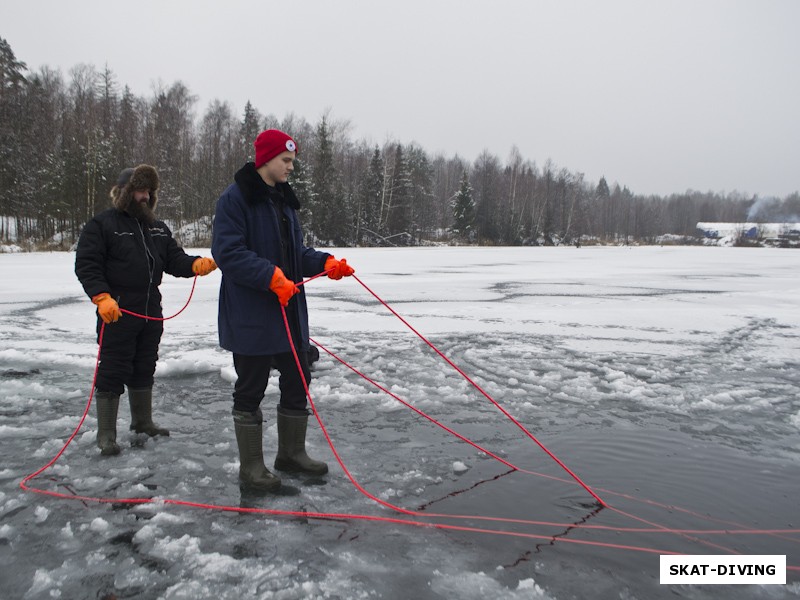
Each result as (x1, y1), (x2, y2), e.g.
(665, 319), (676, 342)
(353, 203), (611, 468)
(19, 272), (800, 569)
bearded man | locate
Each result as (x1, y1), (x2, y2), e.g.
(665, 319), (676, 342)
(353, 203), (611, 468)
(75, 164), (217, 456)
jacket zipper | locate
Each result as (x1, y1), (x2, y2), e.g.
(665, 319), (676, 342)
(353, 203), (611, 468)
(137, 220), (155, 318)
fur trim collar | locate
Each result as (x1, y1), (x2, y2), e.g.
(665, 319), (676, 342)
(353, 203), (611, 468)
(234, 162), (300, 209)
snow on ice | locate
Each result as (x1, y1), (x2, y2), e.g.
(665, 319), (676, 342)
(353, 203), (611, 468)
(1, 246), (799, 599)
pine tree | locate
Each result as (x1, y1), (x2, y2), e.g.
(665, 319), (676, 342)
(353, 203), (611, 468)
(0, 37), (28, 239)
(309, 115), (345, 243)
(116, 86), (141, 169)
(238, 100), (261, 163)
(308, 116), (332, 240)
(596, 176), (611, 240)
(385, 144), (413, 243)
(406, 144), (434, 244)
(451, 170), (475, 241)
(145, 82), (197, 227)
(0, 37), (27, 100)
(291, 156), (314, 239)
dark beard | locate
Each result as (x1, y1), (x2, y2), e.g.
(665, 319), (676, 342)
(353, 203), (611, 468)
(126, 198), (156, 225)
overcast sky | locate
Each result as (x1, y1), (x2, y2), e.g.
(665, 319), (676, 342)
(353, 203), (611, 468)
(3, 0), (798, 198)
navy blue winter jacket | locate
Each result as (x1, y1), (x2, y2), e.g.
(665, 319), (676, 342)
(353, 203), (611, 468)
(211, 163), (330, 355)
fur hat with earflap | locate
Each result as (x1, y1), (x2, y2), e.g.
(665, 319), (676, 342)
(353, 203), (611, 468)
(110, 164), (160, 224)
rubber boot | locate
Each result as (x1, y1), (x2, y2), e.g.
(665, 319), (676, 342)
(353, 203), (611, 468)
(274, 406), (329, 475)
(95, 390), (121, 456)
(233, 409), (282, 492)
(128, 387), (170, 437)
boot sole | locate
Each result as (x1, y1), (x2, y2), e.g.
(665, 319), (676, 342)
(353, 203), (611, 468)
(239, 478), (282, 493)
(130, 427), (170, 437)
(274, 458), (328, 476)
(99, 445), (121, 456)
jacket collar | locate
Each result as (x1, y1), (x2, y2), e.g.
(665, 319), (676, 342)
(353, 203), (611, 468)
(234, 162), (300, 209)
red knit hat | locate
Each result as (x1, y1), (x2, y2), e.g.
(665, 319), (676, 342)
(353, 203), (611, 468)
(254, 129), (298, 168)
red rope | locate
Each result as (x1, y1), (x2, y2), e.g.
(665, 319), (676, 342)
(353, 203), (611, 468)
(292, 276), (798, 564)
(18, 271), (800, 570)
(19, 276), (198, 492)
(119, 275), (198, 321)
(300, 340), (752, 558)
(309, 338), (521, 472)
(19, 326), (106, 492)
(351, 274), (607, 506)
(281, 307), (415, 516)
(303, 274), (799, 564)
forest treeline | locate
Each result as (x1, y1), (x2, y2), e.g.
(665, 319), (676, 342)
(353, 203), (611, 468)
(1, 37), (798, 249)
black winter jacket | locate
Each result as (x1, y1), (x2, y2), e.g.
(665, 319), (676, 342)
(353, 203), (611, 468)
(75, 208), (198, 318)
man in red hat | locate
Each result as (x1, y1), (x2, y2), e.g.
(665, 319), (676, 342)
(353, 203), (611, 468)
(212, 130), (354, 492)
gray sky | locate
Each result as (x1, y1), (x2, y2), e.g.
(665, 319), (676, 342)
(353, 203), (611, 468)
(3, 0), (798, 197)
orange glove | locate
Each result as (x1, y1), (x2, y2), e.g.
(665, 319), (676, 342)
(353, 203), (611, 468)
(192, 257), (217, 276)
(92, 293), (122, 324)
(324, 256), (355, 280)
(269, 266), (299, 306)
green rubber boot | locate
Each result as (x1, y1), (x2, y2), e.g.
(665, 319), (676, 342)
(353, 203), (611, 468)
(274, 406), (328, 475)
(128, 387), (169, 437)
(95, 390), (121, 456)
(233, 409), (282, 492)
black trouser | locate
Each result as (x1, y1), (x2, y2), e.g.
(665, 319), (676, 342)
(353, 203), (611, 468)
(232, 351), (311, 414)
(95, 314), (163, 395)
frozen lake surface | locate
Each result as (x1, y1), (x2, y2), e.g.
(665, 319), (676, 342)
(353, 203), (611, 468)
(1, 246), (799, 599)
